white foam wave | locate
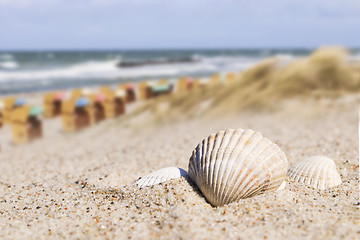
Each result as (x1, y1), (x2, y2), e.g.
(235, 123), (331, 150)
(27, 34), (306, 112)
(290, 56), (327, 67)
(0, 56), (264, 82)
(0, 60), (19, 69)
(349, 52), (360, 63)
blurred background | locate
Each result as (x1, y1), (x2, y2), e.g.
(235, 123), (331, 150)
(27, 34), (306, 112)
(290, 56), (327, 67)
(0, 0), (360, 145)
(0, 0), (359, 94)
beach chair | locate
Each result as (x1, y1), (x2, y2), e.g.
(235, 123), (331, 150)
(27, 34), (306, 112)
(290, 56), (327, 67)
(101, 90), (126, 118)
(192, 79), (208, 89)
(99, 86), (112, 94)
(158, 79), (169, 85)
(10, 105), (43, 144)
(2, 97), (15, 125)
(61, 97), (92, 132)
(225, 73), (237, 84)
(209, 73), (221, 85)
(87, 93), (106, 123)
(71, 88), (93, 99)
(2, 97), (26, 125)
(138, 81), (151, 100)
(0, 101), (3, 128)
(43, 91), (65, 118)
(118, 83), (136, 103)
(177, 77), (193, 92)
(152, 84), (173, 98)
(71, 89), (83, 99)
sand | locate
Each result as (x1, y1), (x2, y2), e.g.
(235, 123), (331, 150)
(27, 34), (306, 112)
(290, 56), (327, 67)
(0, 92), (359, 239)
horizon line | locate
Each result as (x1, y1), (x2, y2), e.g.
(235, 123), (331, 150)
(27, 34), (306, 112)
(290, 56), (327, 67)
(0, 46), (359, 52)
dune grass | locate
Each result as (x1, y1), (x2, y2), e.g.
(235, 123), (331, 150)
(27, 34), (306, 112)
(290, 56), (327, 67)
(129, 47), (360, 123)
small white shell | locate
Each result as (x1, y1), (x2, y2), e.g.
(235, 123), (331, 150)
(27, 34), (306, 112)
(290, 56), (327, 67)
(287, 156), (342, 190)
(277, 181), (286, 191)
(135, 167), (188, 188)
(188, 129), (288, 206)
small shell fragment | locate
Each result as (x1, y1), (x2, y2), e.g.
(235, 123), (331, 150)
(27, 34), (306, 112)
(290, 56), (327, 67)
(277, 181), (286, 191)
(135, 167), (188, 188)
(287, 155), (342, 190)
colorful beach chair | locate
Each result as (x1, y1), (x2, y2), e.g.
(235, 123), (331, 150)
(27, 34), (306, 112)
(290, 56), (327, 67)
(177, 77), (193, 92)
(10, 105), (43, 144)
(2, 97), (26, 125)
(118, 83), (136, 103)
(100, 90), (126, 118)
(209, 73), (221, 85)
(0, 101), (3, 128)
(61, 97), (92, 132)
(71, 88), (93, 99)
(151, 84), (173, 98)
(43, 91), (65, 118)
(87, 93), (106, 123)
(138, 81), (151, 100)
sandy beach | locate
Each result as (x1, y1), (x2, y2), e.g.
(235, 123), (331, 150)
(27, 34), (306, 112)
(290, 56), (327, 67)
(1, 0), (360, 237)
(0, 91), (359, 239)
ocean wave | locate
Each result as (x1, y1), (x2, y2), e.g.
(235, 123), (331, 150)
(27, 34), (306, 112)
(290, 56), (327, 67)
(0, 60), (19, 70)
(0, 56), (261, 82)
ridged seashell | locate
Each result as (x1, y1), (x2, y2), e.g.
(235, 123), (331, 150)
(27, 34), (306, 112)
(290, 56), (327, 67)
(135, 167), (188, 188)
(287, 156), (342, 190)
(188, 129), (288, 206)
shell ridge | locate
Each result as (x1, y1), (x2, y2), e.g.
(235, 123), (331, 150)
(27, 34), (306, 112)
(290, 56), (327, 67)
(135, 167), (186, 188)
(202, 138), (210, 193)
(212, 130), (229, 205)
(198, 134), (215, 202)
(238, 146), (282, 197)
(194, 144), (203, 186)
(319, 159), (332, 189)
(222, 130), (262, 204)
(225, 136), (271, 202)
(229, 140), (285, 201)
(217, 129), (246, 204)
(198, 140), (206, 189)
(213, 129), (236, 205)
(223, 131), (266, 203)
(209, 131), (226, 204)
(221, 130), (258, 204)
(240, 149), (285, 198)
(225, 132), (269, 203)
(143, 177), (151, 187)
(294, 158), (314, 184)
(287, 156), (341, 190)
(188, 154), (196, 184)
(291, 159), (314, 183)
(231, 144), (281, 200)
(206, 134), (218, 204)
(302, 160), (316, 186)
(312, 159), (327, 189)
(304, 158), (323, 186)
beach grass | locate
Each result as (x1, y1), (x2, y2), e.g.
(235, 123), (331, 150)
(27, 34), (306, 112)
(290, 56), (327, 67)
(130, 47), (360, 124)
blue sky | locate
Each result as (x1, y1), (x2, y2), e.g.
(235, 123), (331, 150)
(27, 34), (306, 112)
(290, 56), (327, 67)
(0, 0), (359, 50)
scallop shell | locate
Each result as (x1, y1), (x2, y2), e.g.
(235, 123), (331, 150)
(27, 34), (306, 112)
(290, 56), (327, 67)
(188, 129), (288, 206)
(135, 167), (188, 188)
(287, 156), (342, 190)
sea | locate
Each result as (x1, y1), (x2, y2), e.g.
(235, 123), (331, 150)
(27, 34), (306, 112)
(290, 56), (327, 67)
(0, 49), (359, 95)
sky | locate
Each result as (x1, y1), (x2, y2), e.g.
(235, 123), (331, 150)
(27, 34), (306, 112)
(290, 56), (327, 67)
(0, 0), (359, 50)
